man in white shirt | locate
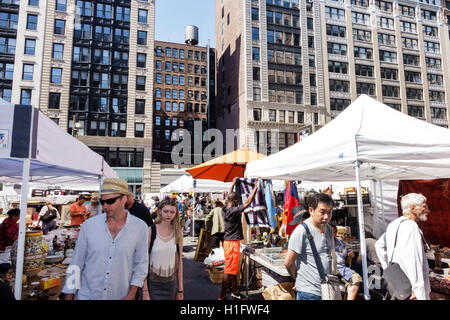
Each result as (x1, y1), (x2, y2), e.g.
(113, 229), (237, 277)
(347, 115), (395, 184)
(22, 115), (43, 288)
(375, 193), (431, 300)
(62, 178), (149, 300)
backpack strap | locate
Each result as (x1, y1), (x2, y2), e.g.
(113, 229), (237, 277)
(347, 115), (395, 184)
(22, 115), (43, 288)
(301, 222), (326, 281)
(149, 223), (157, 254)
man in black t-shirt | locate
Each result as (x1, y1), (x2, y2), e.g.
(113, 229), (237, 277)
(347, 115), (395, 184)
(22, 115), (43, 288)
(219, 177), (259, 300)
(125, 195), (153, 226)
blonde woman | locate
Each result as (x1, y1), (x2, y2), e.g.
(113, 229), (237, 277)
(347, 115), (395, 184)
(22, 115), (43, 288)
(142, 198), (184, 300)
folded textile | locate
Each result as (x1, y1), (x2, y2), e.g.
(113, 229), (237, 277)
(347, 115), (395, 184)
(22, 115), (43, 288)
(235, 178), (270, 228)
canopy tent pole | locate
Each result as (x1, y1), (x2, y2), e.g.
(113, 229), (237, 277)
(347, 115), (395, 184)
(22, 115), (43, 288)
(192, 179), (196, 243)
(14, 158), (31, 300)
(98, 175), (103, 216)
(378, 180), (386, 233)
(354, 160), (370, 300)
(370, 179), (378, 238)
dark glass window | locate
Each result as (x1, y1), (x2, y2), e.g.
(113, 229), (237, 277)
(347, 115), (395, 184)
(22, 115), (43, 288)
(137, 53), (146, 68)
(137, 31), (147, 45)
(136, 76), (146, 90)
(136, 99), (145, 114)
(49, 93), (61, 109)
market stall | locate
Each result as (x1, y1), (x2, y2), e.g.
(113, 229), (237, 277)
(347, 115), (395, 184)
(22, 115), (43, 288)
(0, 99), (117, 299)
(246, 94), (450, 299)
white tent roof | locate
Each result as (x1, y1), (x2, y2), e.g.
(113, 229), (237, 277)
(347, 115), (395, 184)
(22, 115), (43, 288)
(161, 175), (231, 194)
(246, 95), (450, 181)
(0, 99), (117, 184)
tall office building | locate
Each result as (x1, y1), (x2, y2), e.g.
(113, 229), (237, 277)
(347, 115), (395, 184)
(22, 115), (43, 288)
(215, 0), (450, 155)
(0, 0), (156, 196)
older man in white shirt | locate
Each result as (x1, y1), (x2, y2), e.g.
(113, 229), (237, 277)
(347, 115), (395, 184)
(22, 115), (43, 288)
(62, 178), (149, 300)
(375, 193), (431, 300)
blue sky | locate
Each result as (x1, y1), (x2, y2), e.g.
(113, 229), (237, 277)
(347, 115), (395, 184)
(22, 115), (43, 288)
(155, 0), (216, 48)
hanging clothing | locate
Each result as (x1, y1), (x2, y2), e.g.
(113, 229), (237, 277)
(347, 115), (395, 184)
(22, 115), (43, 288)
(264, 180), (278, 229)
(235, 178), (270, 228)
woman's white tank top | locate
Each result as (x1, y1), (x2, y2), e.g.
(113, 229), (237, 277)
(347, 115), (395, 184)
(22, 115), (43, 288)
(149, 232), (177, 278)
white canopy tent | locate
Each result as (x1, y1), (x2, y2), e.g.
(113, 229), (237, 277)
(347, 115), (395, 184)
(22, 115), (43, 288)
(161, 174), (232, 194)
(161, 174), (232, 241)
(0, 99), (117, 299)
(246, 94), (450, 299)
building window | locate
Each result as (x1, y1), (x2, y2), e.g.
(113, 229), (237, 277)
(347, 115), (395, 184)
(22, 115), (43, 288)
(24, 39), (35, 55)
(27, 14), (38, 30)
(252, 47), (260, 60)
(20, 89), (32, 105)
(49, 93), (61, 109)
(135, 123), (145, 138)
(137, 31), (147, 45)
(51, 67), (62, 84)
(95, 3), (112, 19)
(115, 6), (130, 22)
(355, 64), (373, 77)
(136, 76), (146, 90)
(56, 0), (66, 11)
(253, 108), (261, 121)
(137, 53), (146, 68)
(166, 47), (171, 57)
(52, 43), (64, 59)
(0, 13), (18, 30)
(330, 98), (351, 111)
(0, 37), (16, 54)
(0, 88), (11, 102)
(252, 8), (259, 20)
(327, 24), (346, 38)
(29, 0), (39, 6)
(252, 27), (259, 41)
(0, 63), (13, 80)
(54, 19), (65, 34)
(138, 9), (148, 23)
(408, 106), (424, 118)
(249, 87), (259, 102)
(22, 64), (34, 80)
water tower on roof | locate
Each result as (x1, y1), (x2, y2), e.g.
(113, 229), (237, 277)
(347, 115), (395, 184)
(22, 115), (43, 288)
(185, 25), (199, 46)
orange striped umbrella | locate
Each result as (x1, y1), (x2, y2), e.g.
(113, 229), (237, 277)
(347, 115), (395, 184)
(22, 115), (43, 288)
(186, 148), (266, 182)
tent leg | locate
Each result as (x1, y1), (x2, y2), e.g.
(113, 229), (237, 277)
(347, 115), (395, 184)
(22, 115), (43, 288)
(370, 179), (378, 238)
(192, 192), (196, 243)
(378, 180), (385, 232)
(354, 161), (370, 300)
(14, 159), (31, 300)
(98, 175), (103, 216)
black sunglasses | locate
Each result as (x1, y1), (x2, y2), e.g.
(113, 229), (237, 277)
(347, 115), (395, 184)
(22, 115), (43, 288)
(99, 195), (122, 205)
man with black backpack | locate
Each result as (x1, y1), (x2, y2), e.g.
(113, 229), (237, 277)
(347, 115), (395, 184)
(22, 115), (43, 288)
(38, 201), (60, 235)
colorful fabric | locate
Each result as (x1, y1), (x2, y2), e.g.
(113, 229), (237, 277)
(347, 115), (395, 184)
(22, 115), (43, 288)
(235, 178), (270, 228)
(264, 180), (278, 229)
(284, 181), (300, 236)
(0, 218), (18, 251)
(223, 240), (240, 275)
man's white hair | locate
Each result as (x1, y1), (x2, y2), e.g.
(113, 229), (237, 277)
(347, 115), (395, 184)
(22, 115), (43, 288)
(400, 193), (427, 214)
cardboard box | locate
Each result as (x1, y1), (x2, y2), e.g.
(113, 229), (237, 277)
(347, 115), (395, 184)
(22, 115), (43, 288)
(39, 277), (60, 290)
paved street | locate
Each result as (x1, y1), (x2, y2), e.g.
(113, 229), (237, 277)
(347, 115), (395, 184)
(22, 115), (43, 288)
(182, 236), (264, 300)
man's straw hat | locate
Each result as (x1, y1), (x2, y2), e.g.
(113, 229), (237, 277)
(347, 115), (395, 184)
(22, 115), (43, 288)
(100, 178), (132, 196)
